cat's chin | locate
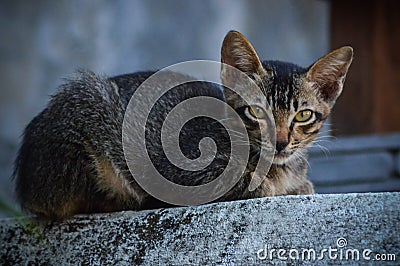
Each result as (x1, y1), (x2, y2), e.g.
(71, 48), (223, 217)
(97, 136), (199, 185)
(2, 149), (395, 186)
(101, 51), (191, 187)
(272, 154), (292, 165)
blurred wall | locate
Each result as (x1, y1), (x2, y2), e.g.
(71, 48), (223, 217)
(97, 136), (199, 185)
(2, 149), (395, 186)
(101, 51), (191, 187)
(0, 0), (329, 214)
(330, 0), (400, 135)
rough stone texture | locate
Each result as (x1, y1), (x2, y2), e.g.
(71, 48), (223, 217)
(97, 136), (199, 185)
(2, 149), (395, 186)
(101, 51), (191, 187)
(1, 193), (399, 265)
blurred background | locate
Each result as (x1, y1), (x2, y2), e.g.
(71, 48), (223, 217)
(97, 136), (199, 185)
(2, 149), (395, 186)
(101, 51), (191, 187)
(0, 0), (399, 217)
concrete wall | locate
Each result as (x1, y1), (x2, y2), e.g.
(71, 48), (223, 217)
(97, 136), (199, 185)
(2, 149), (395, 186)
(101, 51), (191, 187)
(1, 193), (399, 264)
(0, 0), (329, 215)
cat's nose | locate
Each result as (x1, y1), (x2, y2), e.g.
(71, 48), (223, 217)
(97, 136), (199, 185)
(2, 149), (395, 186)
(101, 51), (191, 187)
(276, 141), (289, 153)
(275, 127), (289, 153)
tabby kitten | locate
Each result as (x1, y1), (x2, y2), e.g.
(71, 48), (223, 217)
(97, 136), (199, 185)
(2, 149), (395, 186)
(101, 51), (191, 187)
(220, 31), (353, 199)
(14, 31), (353, 219)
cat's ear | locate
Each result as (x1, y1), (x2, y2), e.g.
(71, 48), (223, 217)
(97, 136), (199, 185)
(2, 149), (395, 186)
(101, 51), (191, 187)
(221, 31), (267, 82)
(221, 31), (269, 105)
(306, 46), (353, 106)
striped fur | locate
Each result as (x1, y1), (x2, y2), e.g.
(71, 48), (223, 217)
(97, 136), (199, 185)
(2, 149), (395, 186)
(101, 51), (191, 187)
(221, 31), (353, 197)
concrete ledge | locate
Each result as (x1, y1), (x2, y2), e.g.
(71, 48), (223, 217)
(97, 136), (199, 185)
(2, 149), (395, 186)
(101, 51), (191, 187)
(1, 193), (399, 265)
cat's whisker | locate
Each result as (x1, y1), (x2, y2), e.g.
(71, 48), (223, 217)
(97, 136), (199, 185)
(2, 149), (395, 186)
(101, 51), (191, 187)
(225, 128), (248, 137)
(295, 150), (311, 169)
(224, 127), (245, 132)
(311, 141), (331, 157)
(318, 131), (336, 136)
(230, 142), (252, 146)
(226, 133), (248, 141)
(312, 140), (333, 145)
(313, 139), (333, 144)
(226, 133), (247, 139)
(314, 135), (337, 140)
(209, 117), (236, 125)
(218, 117), (237, 122)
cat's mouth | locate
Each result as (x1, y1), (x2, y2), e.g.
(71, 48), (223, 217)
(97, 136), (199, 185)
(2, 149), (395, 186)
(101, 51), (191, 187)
(249, 141), (293, 165)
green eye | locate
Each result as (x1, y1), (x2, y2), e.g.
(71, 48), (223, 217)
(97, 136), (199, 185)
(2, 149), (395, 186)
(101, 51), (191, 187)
(248, 105), (266, 119)
(294, 110), (313, 122)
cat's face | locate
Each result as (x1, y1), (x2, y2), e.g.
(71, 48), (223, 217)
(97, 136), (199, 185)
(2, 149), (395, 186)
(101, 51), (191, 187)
(258, 61), (330, 164)
(221, 31), (353, 165)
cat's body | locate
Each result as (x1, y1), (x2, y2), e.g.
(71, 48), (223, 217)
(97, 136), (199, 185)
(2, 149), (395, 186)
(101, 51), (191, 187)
(14, 31), (353, 219)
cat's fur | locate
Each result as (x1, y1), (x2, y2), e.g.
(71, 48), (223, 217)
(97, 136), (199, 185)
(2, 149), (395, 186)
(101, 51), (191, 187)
(14, 31), (353, 219)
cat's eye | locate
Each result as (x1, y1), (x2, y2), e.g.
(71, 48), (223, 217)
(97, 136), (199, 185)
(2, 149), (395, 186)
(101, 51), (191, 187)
(294, 110), (313, 122)
(248, 105), (266, 119)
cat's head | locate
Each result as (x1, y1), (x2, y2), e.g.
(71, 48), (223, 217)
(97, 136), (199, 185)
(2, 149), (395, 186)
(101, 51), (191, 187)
(221, 30), (353, 165)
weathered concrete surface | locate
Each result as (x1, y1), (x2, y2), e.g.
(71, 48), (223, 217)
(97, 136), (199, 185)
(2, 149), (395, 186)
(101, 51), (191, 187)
(1, 193), (399, 265)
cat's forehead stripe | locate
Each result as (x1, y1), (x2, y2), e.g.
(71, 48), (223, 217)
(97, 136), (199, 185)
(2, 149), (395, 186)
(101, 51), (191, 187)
(261, 60), (306, 110)
(265, 76), (297, 110)
(293, 100), (299, 111)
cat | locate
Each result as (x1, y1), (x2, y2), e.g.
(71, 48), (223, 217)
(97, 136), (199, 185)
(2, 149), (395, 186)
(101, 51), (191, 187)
(13, 30), (353, 219)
